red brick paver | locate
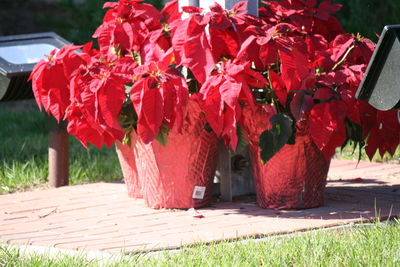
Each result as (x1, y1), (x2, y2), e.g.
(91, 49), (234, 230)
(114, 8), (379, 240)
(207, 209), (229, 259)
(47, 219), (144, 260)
(0, 159), (399, 253)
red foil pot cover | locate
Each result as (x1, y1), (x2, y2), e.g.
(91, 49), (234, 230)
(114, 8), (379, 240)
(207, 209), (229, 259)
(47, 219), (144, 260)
(116, 132), (143, 199)
(117, 100), (219, 209)
(242, 105), (330, 209)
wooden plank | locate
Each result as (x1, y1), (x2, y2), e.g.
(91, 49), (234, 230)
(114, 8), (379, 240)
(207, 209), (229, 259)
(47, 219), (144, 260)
(218, 139), (233, 201)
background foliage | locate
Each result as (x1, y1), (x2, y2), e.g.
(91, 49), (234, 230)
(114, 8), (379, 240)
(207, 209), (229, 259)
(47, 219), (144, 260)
(334, 0), (400, 41)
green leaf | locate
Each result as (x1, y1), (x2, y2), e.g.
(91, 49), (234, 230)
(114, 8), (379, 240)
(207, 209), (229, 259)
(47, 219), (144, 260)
(122, 128), (132, 146)
(132, 50), (142, 65)
(259, 114), (293, 164)
(118, 99), (137, 130)
(156, 125), (170, 147)
(342, 119), (365, 164)
(204, 123), (213, 133)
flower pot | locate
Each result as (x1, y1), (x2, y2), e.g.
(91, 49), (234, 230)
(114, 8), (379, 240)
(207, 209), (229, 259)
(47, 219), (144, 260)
(249, 133), (330, 209)
(242, 106), (330, 209)
(116, 132), (143, 198)
(117, 100), (219, 209)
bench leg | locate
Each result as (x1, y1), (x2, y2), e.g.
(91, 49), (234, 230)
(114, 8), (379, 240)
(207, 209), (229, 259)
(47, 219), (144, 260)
(48, 130), (69, 187)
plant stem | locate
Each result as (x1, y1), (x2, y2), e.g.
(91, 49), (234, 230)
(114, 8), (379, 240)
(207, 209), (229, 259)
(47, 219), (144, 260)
(331, 44), (355, 71)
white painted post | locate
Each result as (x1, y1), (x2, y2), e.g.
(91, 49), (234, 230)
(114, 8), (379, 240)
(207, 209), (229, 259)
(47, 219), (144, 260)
(179, 0), (200, 19)
(178, 0), (200, 11)
(179, 0), (258, 16)
(200, 0), (258, 16)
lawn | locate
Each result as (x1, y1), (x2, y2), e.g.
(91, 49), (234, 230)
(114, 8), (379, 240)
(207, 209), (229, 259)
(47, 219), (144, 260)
(0, 220), (399, 266)
(0, 102), (122, 194)
(1, 101), (399, 194)
(335, 143), (400, 163)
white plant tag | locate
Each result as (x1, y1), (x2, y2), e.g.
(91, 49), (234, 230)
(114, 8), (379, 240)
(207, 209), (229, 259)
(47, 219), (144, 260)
(192, 185), (206, 200)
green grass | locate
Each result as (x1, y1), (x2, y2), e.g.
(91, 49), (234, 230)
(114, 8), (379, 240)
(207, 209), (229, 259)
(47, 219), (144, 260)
(336, 144), (400, 163)
(1, 220), (399, 266)
(0, 105), (122, 194)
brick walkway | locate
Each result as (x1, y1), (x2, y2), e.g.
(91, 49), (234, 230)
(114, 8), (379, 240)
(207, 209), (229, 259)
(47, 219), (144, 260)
(0, 159), (399, 253)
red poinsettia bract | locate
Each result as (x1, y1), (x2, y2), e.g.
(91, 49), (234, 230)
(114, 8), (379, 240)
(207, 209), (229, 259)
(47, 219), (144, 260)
(30, 0), (399, 161)
(65, 53), (132, 148)
(29, 44), (85, 122)
(200, 59), (268, 149)
(93, 0), (162, 55)
(130, 51), (189, 144)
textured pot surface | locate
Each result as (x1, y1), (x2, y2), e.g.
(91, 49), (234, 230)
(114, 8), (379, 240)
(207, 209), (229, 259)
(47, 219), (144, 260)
(249, 134), (330, 209)
(120, 100), (219, 209)
(242, 105), (330, 209)
(115, 132), (142, 198)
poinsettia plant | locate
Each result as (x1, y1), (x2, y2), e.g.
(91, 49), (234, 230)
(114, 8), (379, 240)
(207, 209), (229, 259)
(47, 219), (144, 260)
(30, 0), (399, 163)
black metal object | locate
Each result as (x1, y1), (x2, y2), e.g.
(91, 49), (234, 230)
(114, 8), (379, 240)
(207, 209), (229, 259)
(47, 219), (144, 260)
(0, 32), (70, 101)
(356, 25), (400, 110)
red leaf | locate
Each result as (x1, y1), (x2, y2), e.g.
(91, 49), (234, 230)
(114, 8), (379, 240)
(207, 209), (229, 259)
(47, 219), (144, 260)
(96, 77), (126, 129)
(312, 16), (343, 42)
(209, 2), (225, 13)
(330, 34), (354, 62)
(113, 57), (138, 80)
(316, 1), (342, 20)
(268, 70), (287, 105)
(161, 0), (181, 23)
(199, 76), (224, 136)
(120, 22), (135, 50)
(219, 80), (241, 108)
(64, 92), (124, 149)
(309, 100), (347, 159)
(365, 128), (379, 160)
(40, 63), (70, 121)
(222, 104), (241, 150)
(188, 208), (204, 218)
(181, 6), (203, 14)
(200, 60), (267, 149)
(62, 52), (86, 80)
(172, 14), (215, 84)
(183, 31), (215, 84)
(82, 41), (93, 53)
(209, 28), (240, 59)
(314, 87), (334, 101)
(237, 35), (261, 66)
(259, 41), (279, 67)
(130, 59), (189, 143)
(66, 107), (104, 149)
(359, 102), (377, 139)
(103, 2), (118, 9)
(280, 49), (311, 92)
(93, 21), (115, 54)
(290, 91), (314, 121)
(29, 60), (47, 110)
(305, 34), (328, 56)
(131, 78), (164, 144)
(366, 110), (400, 159)
(232, 1), (248, 14)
